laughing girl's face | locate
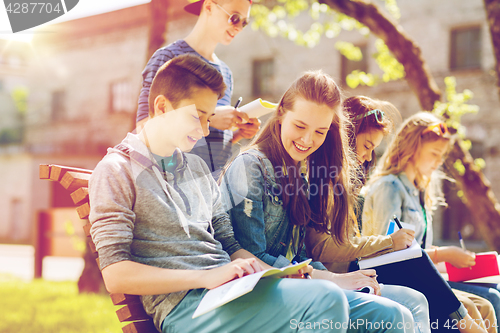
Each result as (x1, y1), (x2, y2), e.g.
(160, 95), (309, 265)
(280, 97), (335, 163)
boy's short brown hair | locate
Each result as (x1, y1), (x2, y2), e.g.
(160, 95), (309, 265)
(148, 54), (226, 117)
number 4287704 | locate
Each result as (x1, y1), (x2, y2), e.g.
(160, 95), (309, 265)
(6, 2), (62, 14)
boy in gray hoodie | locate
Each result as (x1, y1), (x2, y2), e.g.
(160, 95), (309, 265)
(89, 54), (410, 333)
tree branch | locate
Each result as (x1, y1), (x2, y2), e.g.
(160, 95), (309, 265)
(483, 0), (500, 97)
(320, 0), (441, 111)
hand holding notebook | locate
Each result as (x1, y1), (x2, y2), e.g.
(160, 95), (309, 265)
(192, 259), (312, 318)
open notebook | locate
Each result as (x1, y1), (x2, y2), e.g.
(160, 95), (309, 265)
(192, 259), (311, 318)
(358, 239), (422, 269)
(358, 219), (421, 269)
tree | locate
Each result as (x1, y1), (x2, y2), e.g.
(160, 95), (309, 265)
(484, 0), (500, 97)
(147, 0), (171, 61)
(129, 0), (171, 131)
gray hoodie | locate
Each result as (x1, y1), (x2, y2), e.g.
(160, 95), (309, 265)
(89, 133), (242, 330)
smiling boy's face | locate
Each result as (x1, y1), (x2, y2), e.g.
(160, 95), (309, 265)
(150, 87), (217, 156)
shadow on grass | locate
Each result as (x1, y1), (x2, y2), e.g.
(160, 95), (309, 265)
(0, 274), (122, 333)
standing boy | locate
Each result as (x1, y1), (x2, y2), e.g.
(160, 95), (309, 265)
(136, 0), (260, 179)
(91, 54), (411, 333)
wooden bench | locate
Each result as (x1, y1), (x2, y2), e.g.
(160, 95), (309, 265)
(39, 164), (158, 333)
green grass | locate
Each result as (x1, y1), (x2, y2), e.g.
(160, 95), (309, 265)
(0, 274), (123, 333)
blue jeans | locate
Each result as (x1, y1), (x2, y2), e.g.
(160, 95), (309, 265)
(382, 284), (430, 333)
(161, 278), (412, 333)
(448, 281), (500, 327)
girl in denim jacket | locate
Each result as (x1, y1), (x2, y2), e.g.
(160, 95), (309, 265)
(363, 111), (498, 332)
(221, 71), (433, 333)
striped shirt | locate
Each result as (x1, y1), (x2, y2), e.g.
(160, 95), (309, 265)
(136, 40), (234, 178)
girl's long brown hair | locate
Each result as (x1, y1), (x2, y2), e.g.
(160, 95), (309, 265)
(247, 71), (354, 244)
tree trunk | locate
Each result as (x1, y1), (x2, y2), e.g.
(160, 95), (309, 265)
(78, 240), (106, 294)
(147, 0), (170, 61)
(445, 141), (500, 250)
(322, 0), (500, 251)
(130, 0), (170, 131)
(484, 0), (500, 97)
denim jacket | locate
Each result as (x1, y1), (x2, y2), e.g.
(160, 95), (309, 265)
(220, 149), (326, 270)
(361, 172), (433, 249)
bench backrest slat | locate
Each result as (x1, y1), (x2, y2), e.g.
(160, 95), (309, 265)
(76, 202), (90, 220)
(122, 320), (158, 333)
(70, 187), (89, 205)
(116, 303), (152, 322)
(111, 293), (142, 306)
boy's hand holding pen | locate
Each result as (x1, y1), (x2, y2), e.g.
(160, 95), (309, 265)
(210, 98), (249, 131)
(232, 97), (248, 126)
(228, 97), (262, 140)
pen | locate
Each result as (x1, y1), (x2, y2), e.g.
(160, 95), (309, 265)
(292, 260), (312, 279)
(459, 231), (466, 251)
(393, 215), (403, 230)
(234, 97), (242, 109)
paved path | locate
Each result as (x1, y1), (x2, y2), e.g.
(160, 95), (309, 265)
(0, 244), (83, 281)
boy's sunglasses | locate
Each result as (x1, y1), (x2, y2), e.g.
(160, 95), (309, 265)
(354, 109), (385, 123)
(422, 123), (450, 136)
(213, 1), (249, 28)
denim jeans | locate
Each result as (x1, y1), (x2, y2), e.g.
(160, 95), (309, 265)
(161, 278), (412, 333)
(382, 284), (431, 333)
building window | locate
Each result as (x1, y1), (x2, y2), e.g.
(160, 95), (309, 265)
(252, 59), (274, 98)
(450, 27), (481, 70)
(110, 80), (135, 113)
(340, 44), (368, 86)
(51, 90), (65, 121)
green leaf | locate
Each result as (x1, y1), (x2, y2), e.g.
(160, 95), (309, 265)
(432, 76), (480, 143)
(454, 159), (466, 176)
(11, 86), (28, 116)
(474, 158), (486, 170)
(335, 41), (363, 61)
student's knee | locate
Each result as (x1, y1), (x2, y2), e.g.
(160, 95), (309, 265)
(301, 280), (349, 325)
(404, 288), (429, 313)
(345, 290), (413, 332)
(471, 294), (497, 328)
(368, 297), (413, 332)
(307, 280), (348, 308)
